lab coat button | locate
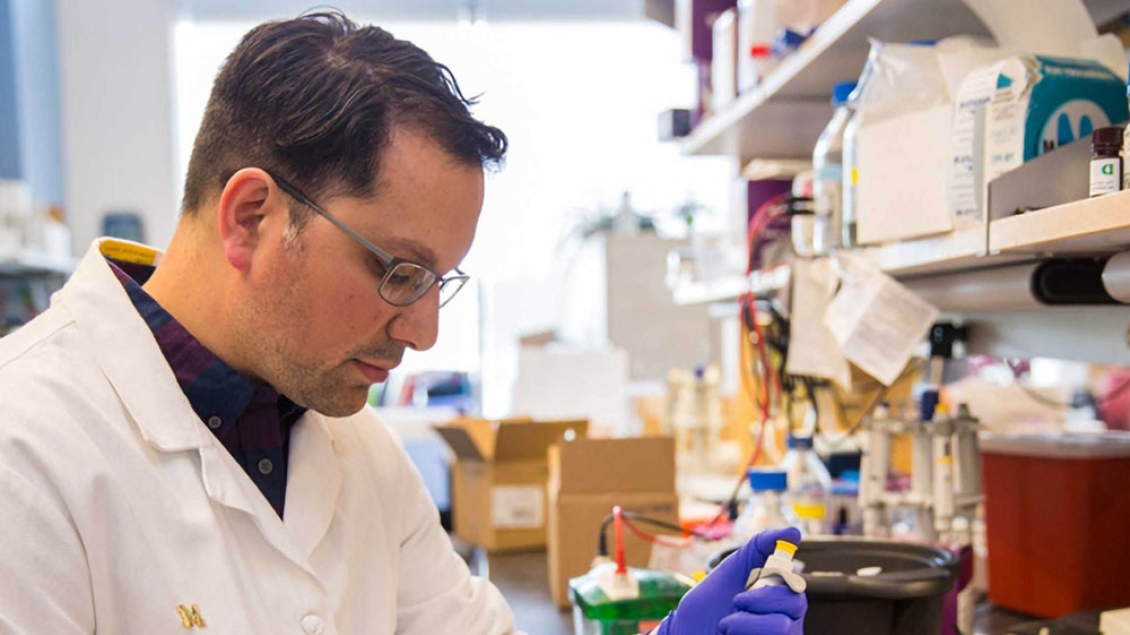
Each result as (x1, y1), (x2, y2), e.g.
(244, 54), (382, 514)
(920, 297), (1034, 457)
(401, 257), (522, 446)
(300, 614), (324, 635)
(207, 416), (222, 429)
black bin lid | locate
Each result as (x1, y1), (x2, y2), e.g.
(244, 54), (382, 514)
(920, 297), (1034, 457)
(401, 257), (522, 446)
(707, 537), (960, 600)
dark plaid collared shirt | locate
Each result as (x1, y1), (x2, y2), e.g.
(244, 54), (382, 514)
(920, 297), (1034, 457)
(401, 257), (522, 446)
(108, 258), (305, 518)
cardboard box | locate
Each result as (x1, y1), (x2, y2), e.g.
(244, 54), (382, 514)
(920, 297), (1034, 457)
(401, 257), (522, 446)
(435, 418), (588, 553)
(856, 105), (956, 245)
(547, 437), (679, 608)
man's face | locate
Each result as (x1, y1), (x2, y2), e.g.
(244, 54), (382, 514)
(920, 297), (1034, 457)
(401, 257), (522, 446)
(238, 128), (484, 416)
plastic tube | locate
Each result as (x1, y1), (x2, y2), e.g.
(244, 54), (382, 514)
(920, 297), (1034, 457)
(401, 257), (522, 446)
(912, 429), (933, 501)
(746, 540), (805, 591)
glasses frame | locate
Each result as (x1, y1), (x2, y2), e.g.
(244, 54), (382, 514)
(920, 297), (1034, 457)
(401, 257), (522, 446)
(267, 172), (469, 308)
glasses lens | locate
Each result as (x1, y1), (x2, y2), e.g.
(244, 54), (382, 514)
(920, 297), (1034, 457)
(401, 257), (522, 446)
(379, 262), (436, 306)
(438, 276), (468, 308)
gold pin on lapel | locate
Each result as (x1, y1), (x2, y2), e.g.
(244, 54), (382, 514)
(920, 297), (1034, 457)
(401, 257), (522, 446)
(176, 604), (207, 629)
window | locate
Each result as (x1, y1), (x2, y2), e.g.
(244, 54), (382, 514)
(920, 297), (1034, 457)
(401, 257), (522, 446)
(174, 18), (732, 414)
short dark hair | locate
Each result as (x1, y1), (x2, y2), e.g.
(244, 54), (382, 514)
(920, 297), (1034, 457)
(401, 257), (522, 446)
(182, 11), (508, 216)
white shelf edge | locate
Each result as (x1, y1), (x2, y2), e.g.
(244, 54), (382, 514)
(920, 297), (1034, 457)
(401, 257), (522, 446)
(862, 226), (988, 276)
(989, 190), (1130, 255)
(672, 265), (791, 306)
(673, 228), (991, 305)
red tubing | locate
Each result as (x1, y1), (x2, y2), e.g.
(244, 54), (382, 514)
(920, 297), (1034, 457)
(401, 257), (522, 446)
(613, 506), (627, 575)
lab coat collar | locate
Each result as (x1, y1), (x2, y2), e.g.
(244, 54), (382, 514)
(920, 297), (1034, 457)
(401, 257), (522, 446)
(61, 238), (344, 568)
(60, 239), (203, 453)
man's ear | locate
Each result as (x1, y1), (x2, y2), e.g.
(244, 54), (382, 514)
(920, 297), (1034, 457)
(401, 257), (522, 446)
(217, 168), (279, 271)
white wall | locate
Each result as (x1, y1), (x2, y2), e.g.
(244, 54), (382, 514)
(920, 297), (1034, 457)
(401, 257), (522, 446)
(56, 0), (178, 252)
(10, 0), (64, 208)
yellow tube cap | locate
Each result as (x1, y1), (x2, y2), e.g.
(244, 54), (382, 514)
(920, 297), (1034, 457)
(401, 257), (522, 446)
(775, 540), (798, 557)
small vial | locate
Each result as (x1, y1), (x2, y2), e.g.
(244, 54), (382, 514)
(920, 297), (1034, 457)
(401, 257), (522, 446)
(1123, 122), (1130, 192)
(1122, 66), (1129, 191)
(745, 540), (806, 592)
(1090, 127), (1123, 197)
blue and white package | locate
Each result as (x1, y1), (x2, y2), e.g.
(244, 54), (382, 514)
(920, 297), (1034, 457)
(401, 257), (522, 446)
(949, 55), (1129, 225)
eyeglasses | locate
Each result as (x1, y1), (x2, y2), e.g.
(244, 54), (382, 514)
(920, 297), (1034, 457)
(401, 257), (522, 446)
(268, 172), (469, 308)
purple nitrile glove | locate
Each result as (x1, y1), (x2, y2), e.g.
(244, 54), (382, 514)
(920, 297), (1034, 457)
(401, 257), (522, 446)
(655, 527), (806, 635)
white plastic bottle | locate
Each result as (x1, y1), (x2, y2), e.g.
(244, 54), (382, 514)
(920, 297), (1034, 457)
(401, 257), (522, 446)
(840, 103), (863, 248)
(782, 436), (833, 535)
(732, 469), (800, 545)
(841, 45), (880, 249)
(812, 81), (856, 255)
(736, 0), (779, 94)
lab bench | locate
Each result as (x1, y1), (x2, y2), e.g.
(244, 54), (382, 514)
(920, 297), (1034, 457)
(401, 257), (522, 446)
(474, 548), (1046, 635)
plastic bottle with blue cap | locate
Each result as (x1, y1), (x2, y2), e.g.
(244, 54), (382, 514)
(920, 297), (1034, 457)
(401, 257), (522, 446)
(811, 80), (857, 255)
(783, 436), (833, 535)
(732, 468), (801, 546)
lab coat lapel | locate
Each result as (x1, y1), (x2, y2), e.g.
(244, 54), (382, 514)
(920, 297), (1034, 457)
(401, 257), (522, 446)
(60, 239), (201, 452)
(284, 412), (342, 559)
(62, 241), (263, 519)
(199, 438), (318, 573)
(60, 239), (322, 575)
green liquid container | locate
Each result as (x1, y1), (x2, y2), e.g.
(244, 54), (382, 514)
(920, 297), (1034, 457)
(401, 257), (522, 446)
(569, 567), (693, 635)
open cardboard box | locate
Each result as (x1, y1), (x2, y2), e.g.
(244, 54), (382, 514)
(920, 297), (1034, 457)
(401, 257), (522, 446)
(547, 436), (679, 608)
(434, 417), (588, 553)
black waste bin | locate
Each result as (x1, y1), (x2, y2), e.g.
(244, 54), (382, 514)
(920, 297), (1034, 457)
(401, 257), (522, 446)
(707, 538), (959, 635)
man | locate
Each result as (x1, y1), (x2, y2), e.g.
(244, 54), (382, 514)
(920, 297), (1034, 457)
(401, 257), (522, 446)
(0, 12), (804, 635)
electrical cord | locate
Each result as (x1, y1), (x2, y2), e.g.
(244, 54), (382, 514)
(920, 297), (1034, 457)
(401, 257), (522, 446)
(717, 187), (831, 531)
(597, 511), (716, 557)
(740, 295), (781, 403)
(745, 194), (788, 274)
(622, 517), (694, 548)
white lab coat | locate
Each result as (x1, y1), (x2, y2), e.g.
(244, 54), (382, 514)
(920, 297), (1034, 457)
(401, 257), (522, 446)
(0, 239), (520, 635)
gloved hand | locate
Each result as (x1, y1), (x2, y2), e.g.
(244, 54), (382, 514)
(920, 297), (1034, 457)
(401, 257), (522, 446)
(655, 527), (806, 635)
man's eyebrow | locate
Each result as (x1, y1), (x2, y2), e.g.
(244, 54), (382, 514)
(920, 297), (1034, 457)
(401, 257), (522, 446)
(382, 237), (438, 270)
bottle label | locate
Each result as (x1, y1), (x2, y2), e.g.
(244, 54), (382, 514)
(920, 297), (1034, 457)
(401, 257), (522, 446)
(1090, 158), (1122, 197)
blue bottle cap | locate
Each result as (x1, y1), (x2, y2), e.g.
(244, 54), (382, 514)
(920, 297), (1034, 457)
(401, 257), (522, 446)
(748, 468), (788, 491)
(832, 81), (857, 106)
(787, 436), (814, 450)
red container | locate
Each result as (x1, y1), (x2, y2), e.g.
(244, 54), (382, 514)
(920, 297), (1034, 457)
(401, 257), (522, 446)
(981, 432), (1130, 618)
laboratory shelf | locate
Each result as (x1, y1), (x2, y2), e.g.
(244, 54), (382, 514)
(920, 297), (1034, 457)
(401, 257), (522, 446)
(679, 0), (991, 161)
(678, 0), (1127, 163)
(0, 249), (76, 277)
(670, 193), (1130, 306)
(989, 190), (1130, 256)
(672, 264), (790, 306)
(673, 228), (994, 305)
(865, 226), (1002, 277)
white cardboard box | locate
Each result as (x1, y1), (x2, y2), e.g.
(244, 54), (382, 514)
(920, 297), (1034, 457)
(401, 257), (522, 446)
(856, 105), (958, 246)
